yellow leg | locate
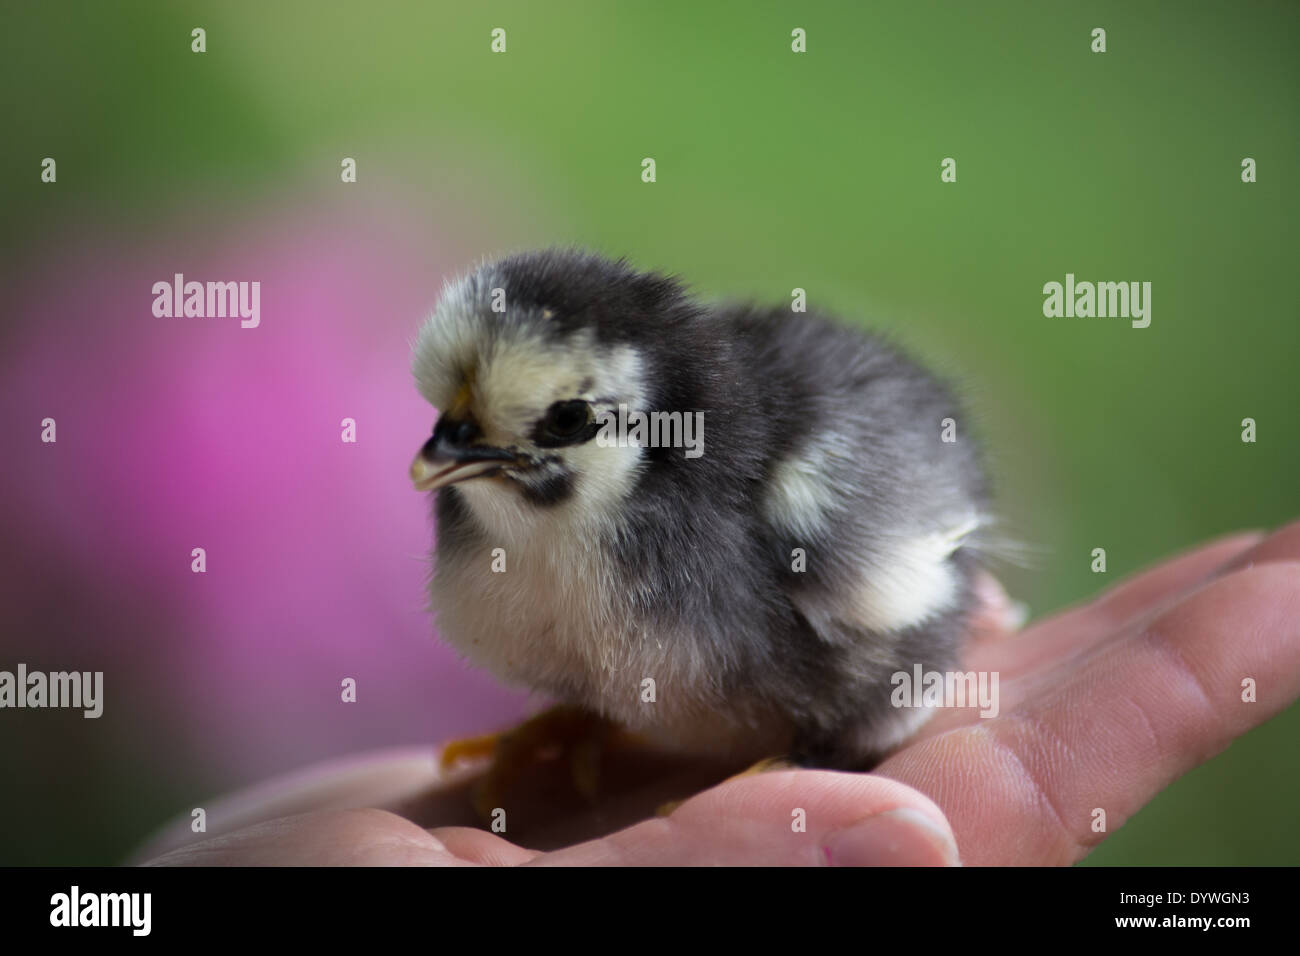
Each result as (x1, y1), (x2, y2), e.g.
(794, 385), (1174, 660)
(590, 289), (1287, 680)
(438, 705), (618, 821)
(438, 731), (502, 768)
(729, 756), (795, 778)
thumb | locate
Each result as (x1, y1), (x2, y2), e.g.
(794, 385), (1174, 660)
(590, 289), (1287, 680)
(530, 770), (960, 866)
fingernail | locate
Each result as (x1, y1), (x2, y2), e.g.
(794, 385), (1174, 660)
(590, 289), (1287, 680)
(1209, 531), (1267, 577)
(973, 572), (1010, 613)
(821, 808), (961, 867)
(1005, 600), (1030, 630)
(973, 573), (1026, 633)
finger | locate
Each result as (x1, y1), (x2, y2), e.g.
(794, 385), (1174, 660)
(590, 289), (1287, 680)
(530, 770), (960, 866)
(976, 531), (1264, 680)
(130, 736), (746, 863)
(143, 809), (464, 866)
(883, 561), (1300, 865)
(1085, 530), (1266, 627)
(426, 826), (540, 866)
(128, 746), (483, 863)
(1216, 518), (1300, 574)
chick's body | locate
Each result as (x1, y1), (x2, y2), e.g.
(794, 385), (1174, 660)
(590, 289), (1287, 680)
(412, 250), (989, 769)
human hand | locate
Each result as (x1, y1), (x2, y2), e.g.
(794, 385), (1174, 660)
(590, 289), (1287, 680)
(136, 521), (1300, 866)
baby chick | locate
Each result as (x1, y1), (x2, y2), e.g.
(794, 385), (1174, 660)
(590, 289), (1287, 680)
(411, 249), (990, 775)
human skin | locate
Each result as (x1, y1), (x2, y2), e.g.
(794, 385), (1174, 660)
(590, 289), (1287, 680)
(136, 521), (1300, 866)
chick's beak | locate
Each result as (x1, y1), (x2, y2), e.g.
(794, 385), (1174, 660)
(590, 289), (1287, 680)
(410, 417), (519, 492)
(409, 454), (499, 492)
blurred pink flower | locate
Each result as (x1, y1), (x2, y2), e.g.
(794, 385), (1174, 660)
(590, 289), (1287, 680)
(0, 193), (532, 781)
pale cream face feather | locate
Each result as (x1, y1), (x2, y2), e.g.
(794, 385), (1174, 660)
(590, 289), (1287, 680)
(411, 271), (650, 536)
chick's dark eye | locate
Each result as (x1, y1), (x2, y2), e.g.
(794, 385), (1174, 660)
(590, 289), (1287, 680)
(539, 400), (593, 444)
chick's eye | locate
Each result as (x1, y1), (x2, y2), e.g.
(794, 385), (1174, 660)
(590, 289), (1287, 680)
(540, 400), (593, 443)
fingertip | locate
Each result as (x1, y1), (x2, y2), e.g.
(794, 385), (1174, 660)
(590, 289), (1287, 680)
(969, 570), (1024, 640)
(1214, 522), (1300, 576)
(822, 807), (961, 867)
(532, 769), (959, 866)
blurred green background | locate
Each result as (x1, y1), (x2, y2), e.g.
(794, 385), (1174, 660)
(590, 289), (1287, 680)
(1, 0), (1297, 864)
